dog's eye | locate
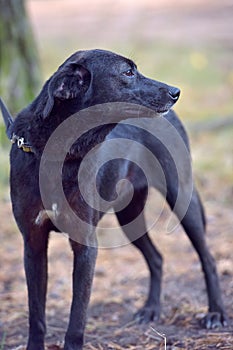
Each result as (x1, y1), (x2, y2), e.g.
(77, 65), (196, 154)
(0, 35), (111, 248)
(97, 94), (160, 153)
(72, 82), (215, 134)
(123, 69), (135, 77)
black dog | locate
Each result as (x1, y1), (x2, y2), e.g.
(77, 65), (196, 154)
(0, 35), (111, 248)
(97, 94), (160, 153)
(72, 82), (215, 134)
(0, 49), (227, 350)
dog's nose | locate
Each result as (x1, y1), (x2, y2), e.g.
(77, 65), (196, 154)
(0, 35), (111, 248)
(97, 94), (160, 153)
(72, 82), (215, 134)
(168, 87), (180, 101)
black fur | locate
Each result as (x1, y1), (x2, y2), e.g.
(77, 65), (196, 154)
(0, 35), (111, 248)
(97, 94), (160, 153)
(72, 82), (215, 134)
(1, 49), (227, 350)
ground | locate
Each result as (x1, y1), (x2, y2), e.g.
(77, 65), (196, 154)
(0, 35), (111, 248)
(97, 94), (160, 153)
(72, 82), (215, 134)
(0, 0), (233, 349)
(0, 190), (232, 349)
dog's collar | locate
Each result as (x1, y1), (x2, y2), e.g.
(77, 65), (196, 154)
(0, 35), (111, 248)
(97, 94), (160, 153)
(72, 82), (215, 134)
(11, 133), (34, 153)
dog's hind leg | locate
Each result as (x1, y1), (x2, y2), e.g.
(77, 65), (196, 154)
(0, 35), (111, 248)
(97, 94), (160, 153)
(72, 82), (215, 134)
(167, 186), (228, 328)
(23, 227), (49, 350)
(64, 240), (97, 350)
(115, 189), (163, 323)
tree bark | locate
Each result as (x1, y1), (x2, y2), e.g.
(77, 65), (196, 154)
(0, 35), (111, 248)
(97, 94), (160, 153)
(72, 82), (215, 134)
(0, 0), (41, 114)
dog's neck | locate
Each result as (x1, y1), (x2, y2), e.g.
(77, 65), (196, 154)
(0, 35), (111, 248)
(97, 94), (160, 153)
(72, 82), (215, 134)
(12, 100), (117, 160)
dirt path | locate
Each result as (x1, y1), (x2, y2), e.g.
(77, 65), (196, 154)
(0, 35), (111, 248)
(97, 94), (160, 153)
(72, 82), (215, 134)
(0, 195), (232, 349)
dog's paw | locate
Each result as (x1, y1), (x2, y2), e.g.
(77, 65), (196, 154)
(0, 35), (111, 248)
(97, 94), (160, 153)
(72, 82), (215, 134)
(200, 311), (229, 329)
(134, 306), (160, 324)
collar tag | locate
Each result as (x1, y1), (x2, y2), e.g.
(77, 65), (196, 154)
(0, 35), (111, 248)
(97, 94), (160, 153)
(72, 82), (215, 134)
(11, 133), (33, 153)
(17, 137), (25, 148)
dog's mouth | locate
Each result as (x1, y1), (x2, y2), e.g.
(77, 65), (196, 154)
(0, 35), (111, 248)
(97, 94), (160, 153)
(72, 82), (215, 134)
(155, 87), (180, 115)
(156, 97), (179, 115)
(148, 99), (175, 115)
(155, 106), (172, 116)
(157, 107), (169, 114)
(158, 109), (170, 116)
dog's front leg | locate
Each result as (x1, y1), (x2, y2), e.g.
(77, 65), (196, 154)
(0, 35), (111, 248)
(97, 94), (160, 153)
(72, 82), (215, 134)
(23, 229), (49, 350)
(64, 240), (97, 350)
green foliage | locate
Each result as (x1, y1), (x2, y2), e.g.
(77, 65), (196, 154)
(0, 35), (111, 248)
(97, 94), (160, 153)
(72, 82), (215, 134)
(0, 124), (10, 197)
(0, 123), (9, 147)
(0, 145), (10, 196)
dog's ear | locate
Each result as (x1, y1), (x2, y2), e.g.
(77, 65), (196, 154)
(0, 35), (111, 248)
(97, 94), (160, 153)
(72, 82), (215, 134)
(43, 63), (91, 118)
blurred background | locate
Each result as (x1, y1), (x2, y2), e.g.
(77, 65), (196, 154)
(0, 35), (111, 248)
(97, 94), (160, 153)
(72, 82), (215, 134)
(0, 1), (232, 349)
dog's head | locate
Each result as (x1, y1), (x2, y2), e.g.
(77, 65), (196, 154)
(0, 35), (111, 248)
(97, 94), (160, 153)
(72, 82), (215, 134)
(0, 50), (180, 143)
(42, 49), (180, 119)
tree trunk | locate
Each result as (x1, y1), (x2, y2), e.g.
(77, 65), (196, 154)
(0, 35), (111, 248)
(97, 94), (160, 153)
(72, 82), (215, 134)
(0, 0), (41, 114)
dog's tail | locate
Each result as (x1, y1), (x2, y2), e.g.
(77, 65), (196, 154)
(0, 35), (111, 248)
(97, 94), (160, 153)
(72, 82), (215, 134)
(0, 98), (14, 139)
